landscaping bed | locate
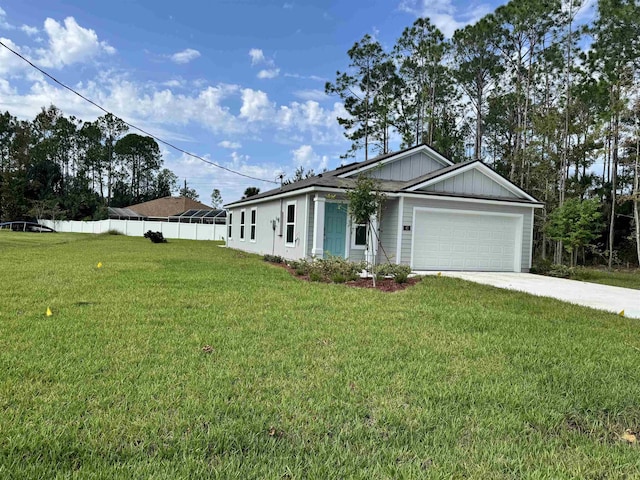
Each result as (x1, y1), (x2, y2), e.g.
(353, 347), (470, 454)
(275, 261), (422, 292)
(264, 254), (419, 292)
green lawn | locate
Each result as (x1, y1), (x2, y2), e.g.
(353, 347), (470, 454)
(1, 231), (640, 479)
(569, 267), (640, 290)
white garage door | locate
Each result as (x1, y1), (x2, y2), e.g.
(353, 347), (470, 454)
(412, 208), (522, 272)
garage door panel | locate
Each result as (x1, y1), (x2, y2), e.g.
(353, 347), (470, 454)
(413, 209), (520, 272)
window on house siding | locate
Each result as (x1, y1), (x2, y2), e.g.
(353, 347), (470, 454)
(240, 210), (245, 241)
(352, 224), (367, 248)
(285, 202), (295, 245)
(228, 212), (233, 239)
(250, 208), (257, 241)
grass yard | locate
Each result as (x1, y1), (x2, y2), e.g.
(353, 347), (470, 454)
(569, 267), (640, 290)
(2, 231), (640, 479)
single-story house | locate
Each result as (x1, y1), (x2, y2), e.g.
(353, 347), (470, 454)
(224, 144), (544, 272)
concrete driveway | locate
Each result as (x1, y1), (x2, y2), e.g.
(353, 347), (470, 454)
(416, 271), (640, 319)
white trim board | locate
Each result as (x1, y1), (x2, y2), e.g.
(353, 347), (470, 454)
(396, 192), (543, 209)
(410, 206), (524, 273)
(285, 200), (297, 247)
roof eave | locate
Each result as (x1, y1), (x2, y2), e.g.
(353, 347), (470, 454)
(395, 191), (544, 208)
(224, 185), (349, 208)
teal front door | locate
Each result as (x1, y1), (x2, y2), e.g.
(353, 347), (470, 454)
(324, 203), (347, 257)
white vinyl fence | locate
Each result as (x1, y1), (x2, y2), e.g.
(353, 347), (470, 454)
(39, 219), (227, 242)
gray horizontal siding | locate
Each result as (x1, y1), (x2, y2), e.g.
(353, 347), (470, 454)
(348, 248), (365, 263)
(377, 198), (398, 264)
(400, 197), (533, 271)
(227, 193), (309, 260)
(369, 152), (444, 181)
(421, 168), (517, 198)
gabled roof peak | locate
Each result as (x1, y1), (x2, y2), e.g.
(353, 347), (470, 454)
(336, 144), (453, 179)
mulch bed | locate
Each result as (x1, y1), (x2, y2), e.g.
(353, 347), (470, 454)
(272, 262), (422, 292)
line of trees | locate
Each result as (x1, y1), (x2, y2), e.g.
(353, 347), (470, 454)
(326, 0), (640, 266)
(0, 106), (180, 221)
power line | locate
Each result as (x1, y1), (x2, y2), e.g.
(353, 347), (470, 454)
(0, 40), (278, 185)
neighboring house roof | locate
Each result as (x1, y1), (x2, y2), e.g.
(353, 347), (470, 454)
(224, 144), (543, 208)
(128, 196), (213, 217)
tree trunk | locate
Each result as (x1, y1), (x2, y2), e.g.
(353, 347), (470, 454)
(368, 221), (375, 287)
(521, 39), (534, 189)
(475, 80), (483, 161)
(634, 126), (640, 265)
(608, 109), (619, 269)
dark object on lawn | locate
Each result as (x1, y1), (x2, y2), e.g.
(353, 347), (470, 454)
(0, 221), (56, 233)
(144, 230), (167, 243)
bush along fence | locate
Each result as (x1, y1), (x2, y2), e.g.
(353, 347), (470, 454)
(38, 219), (227, 242)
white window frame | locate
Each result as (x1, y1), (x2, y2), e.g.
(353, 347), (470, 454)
(227, 212), (233, 239)
(351, 222), (367, 250)
(250, 207), (257, 242)
(285, 201), (296, 246)
(239, 209), (246, 241)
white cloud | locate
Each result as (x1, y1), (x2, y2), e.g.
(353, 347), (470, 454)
(249, 48), (279, 79)
(398, 0), (492, 37)
(165, 151), (280, 205)
(291, 144), (328, 171)
(0, 7), (14, 30)
(162, 79), (184, 88)
(218, 140), (242, 149)
(276, 100), (337, 130)
(0, 77), (15, 95)
(170, 48), (200, 64)
(257, 68), (280, 79)
(284, 72), (327, 82)
(0, 37), (28, 74)
(240, 88), (275, 121)
(20, 24), (39, 36)
(293, 89), (327, 101)
(575, 0), (597, 23)
(1, 68), (345, 145)
(38, 16), (115, 68)
(0, 71), (244, 138)
(249, 48), (266, 65)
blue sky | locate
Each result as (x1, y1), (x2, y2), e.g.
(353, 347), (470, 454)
(0, 0), (516, 205)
